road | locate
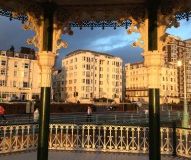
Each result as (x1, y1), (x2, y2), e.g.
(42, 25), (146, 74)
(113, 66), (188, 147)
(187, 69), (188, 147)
(0, 110), (182, 126)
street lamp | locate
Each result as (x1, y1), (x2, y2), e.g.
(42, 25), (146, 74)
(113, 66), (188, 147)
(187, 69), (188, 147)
(177, 58), (190, 128)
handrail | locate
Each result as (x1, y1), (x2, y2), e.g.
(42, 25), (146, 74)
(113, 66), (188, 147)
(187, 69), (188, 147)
(0, 123), (190, 158)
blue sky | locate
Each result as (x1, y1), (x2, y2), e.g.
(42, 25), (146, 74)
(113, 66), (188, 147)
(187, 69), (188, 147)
(0, 16), (191, 67)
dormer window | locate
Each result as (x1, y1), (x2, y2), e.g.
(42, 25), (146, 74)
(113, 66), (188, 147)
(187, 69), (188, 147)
(24, 54), (28, 59)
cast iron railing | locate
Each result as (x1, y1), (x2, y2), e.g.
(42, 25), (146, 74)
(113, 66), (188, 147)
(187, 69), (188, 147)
(0, 123), (190, 158)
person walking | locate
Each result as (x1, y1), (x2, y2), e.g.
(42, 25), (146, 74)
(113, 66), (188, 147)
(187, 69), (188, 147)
(33, 108), (39, 123)
(0, 105), (6, 120)
(87, 106), (92, 122)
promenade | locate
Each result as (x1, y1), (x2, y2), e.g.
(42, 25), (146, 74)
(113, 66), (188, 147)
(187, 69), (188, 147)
(0, 151), (188, 160)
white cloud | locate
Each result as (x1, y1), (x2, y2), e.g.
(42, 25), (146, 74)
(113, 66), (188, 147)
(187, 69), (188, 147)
(88, 30), (140, 52)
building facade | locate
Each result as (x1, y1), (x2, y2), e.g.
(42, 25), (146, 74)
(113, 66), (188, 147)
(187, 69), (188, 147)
(164, 35), (191, 102)
(0, 49), (41, 101)
(52, 69), (65, 102)
(125, 62), (179, 104)
(60, 50), (123, 103)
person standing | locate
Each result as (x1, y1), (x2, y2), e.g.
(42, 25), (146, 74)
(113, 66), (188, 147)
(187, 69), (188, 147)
(33, 108), (39, 123)
(87, 106), (92, 122)
(0, 105), (6, 120)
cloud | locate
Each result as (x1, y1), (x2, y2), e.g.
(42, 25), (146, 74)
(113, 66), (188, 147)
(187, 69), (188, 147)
(88, 30), (140, 52)
(0, 16), (34, 51)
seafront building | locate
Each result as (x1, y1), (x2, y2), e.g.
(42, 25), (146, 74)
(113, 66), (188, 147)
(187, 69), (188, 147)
(57, 50), (123, 103)
(0, 47), (41, 101)
(125, 62), (179, 104)
(164, 35), (191, 102)
(52, 69), (65, 102)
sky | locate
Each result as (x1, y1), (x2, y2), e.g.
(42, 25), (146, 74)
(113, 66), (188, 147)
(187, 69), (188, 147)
(0, 15), (191, 68)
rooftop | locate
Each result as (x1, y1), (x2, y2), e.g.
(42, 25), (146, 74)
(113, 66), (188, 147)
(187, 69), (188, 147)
(65, 49), (122, 59)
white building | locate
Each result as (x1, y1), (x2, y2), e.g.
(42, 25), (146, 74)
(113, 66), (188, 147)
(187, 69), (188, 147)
(125, 62), (179, 104)
(0, 48), (41, 101)
(52, 69), (64, 102)
(164, 35), (191, 102)
(60, 50), (123, 103)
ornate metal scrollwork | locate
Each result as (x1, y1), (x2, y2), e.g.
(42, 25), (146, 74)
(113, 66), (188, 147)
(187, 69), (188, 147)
(68, 20), (131, 30)
(0, 8), (27, 23)
(176, 11), (191, 21)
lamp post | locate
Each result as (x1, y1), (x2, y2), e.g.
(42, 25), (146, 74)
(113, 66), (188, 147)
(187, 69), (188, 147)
(177, 57), (190, 128)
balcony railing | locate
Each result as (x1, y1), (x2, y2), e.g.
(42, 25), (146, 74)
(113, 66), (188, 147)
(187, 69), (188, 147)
(0, 123), (190, 158)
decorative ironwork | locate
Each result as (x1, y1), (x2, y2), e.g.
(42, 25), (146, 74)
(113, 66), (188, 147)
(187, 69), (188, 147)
(0, 8), (27, 23)
(0, 124), (38, 153)
(176, 128), (191, 158)
(68, 20), (132, 30)
(1, 7), (191, 30)
(2, 123), (190, 157)
(1, 123), (191, 158)
(176, 11), (191, 21)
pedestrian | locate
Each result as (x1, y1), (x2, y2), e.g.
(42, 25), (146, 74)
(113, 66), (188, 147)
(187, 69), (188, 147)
(87, 106), (92, 122)
(0, 105), (6, 120)
(33, 108), (39, 123)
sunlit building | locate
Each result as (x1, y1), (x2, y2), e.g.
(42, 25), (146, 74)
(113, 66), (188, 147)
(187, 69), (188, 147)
(125, 62), (179, 104)
(52, 69), (65, 102)
(164, 35), (191, 102)
(0, 48), (41, 101)
(60, 50), (123, 103)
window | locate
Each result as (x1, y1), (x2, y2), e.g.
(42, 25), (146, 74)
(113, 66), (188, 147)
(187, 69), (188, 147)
(14, 62), (18, 67)
(24, 71), (28, 77)
(13, 81), (16, 87)
(24, 54), (28, 59)
(1, 60), (6, 66)
(0, 80), (6, 86)
(0, 69), (5, 75)
(86, 79), (90, 84)
(86, 71), (90, 77)
(23, 82), (29, 88)
(24, 63), (29, 69)
(86, 64), (90, 70)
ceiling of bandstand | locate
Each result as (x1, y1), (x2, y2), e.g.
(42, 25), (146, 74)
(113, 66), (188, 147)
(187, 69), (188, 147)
(1, 0), (145, 6)
(0, 0), (190, 23)
(0, 0), (190, 10)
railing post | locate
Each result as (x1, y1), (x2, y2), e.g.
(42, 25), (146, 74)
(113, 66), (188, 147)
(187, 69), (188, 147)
(172, 122), (177, 157)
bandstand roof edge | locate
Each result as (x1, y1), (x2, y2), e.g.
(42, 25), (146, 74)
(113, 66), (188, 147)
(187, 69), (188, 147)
(0, 0), (191, 23)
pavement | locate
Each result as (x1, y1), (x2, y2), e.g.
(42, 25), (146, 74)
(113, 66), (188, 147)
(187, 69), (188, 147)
(0, 151), (189, 160)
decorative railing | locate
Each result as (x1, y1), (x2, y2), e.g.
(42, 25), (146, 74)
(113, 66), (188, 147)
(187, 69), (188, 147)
(49, 124), (150, 153)
(176, 128), (191, 158)
(0, 124), (38, 153)
(0, 123), (191, 158)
